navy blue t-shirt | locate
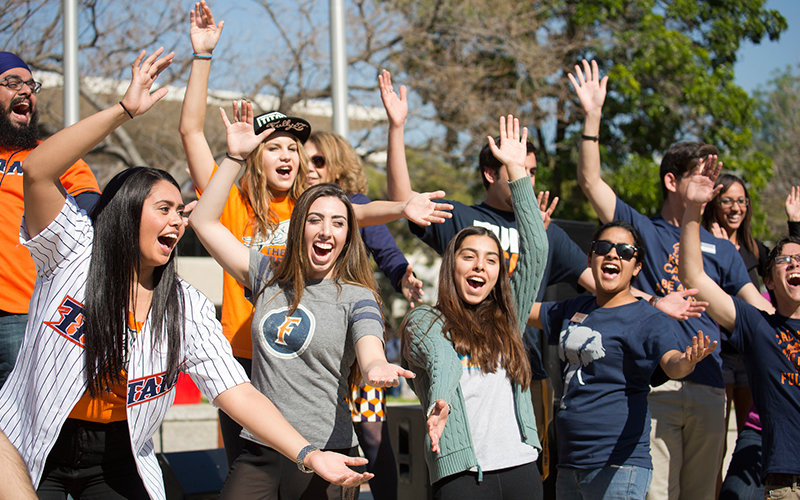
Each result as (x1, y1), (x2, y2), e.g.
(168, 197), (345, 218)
(410, 199), (587, 380)
(614, 199), (750, 387)
(539, 296), (682, 469)
(350, 193), (408, 292)
(729, 298), (800, 475)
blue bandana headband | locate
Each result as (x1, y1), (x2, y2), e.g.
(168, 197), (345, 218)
(0, 52), (31, 76)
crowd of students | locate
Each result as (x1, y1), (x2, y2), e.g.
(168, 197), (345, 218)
(0, 2), (797, 500)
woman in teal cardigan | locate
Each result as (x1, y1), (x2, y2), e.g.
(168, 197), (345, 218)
(403, 115), (548, 499)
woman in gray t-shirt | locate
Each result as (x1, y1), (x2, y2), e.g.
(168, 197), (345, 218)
(190, 100), (420, 499)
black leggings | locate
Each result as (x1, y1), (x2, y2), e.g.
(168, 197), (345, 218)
(37, 418), (148, 500)
(433, 461), (543, 500)
(354, 421), (398, 500)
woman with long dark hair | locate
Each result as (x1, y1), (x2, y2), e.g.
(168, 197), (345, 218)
(0, 48), (369, 500)
(402, 116), (549, 499)
(527, 220), (716, 499)
(190, 100), (416, 499)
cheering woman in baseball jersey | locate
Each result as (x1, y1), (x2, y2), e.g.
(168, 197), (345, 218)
(0, 48), (370, 500)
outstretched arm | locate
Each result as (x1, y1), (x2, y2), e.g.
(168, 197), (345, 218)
(379, 70), (416, 201)
(214, 383), (372, 487)
(786, 186), (800, 238)
(569, 59), (616, 223)
(178, 1), (224, 192)
(678, 155), (737, 331)
(23, 48), (173, 237)
(352, 193), (452, 227)
(189, 101), (270, 286)
(659, 330), (717, 379)
(355, 335), (415, 388)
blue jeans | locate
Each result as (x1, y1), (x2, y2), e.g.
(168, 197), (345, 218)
(0, 313), (26, 389)
(719, 427), (763, 500)
(557, 465), (652, 500)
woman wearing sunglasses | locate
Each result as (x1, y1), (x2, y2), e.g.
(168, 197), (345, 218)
(527, 220), (717, 499)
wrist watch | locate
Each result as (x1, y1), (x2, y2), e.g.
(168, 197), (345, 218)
(296, 444), (319, 473)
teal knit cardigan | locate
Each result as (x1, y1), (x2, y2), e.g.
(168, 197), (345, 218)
(403, 177), (549, 484)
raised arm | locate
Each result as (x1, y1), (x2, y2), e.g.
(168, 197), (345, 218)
(786, 185), (800, 237)
(23, 49), (172, 237)
(569, 59), (616, 223)
(488, 115), (548, 329)
(178, 1), (224, 192)
(189, 101), (269, 285)
(379, 70), (416, 201)
(678, 155), (737, 331)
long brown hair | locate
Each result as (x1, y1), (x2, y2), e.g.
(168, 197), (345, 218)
(308, 131), (368, 195)
(701, 173), (757, 255)
(239, 134), (309, 240)
(428, 226), (531, 389)
(263, 183), (379, 312)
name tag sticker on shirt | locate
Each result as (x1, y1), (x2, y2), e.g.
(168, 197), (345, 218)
(700, 242), (716, 255)
(569, 312), (587, 324)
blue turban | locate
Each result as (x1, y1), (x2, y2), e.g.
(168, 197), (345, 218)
(0, 52), (30, 76)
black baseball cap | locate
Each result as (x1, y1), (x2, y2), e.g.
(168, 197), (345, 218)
(253, 111), (311, 144)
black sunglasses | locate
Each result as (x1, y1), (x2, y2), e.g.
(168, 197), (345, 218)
(311, 155), (326, 168)
(591, 240), (638, 261)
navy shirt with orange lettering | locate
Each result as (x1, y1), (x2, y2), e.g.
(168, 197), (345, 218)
(729, 297), (800, 476)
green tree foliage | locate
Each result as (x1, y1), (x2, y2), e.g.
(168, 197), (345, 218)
(751, 66), (800, 240)
(385, 0), (786, 220)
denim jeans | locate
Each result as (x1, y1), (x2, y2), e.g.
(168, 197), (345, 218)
(719, 427), (763, 500)
(557, 464), (652, 500)
(0, 313), (26, 389)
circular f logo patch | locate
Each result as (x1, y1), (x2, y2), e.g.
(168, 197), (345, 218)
(258, 304), (315, 359)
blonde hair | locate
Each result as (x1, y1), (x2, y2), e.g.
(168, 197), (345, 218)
(308, 131), (368, 195)
(239, 134), (309, 239)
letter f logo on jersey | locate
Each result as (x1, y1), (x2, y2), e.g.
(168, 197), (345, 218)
(276, 317), (302, 346)
(258, 305), (316, 359)
(44, 295), (86, 347)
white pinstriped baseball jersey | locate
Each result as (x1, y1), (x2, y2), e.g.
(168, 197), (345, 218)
(0, 197), (248, 500)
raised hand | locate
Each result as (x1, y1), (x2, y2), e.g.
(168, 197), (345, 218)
(568, 59), (608, 116)
(709, 221), (726, 240)
(190, 1), (224, 56)
(487, 114), (528, 174)
(426, 400), (450, 454)
(399, 265), (424, 308)
(363, 362), (415, 388)
(119, 48), (174, 118)
(683, 154), (723, 205)
(654, 289), (709, 320)
(219, 100), (272, 160)
(681, 330), (717, 365)
(537, 190), (559, 230)
(378, 69), (408, 128)
(305, 451), (373, 487)
(402, 191), (453, 226)
(786, 186), (800, 223)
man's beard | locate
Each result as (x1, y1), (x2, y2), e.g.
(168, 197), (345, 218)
(0, 100), (39, 150)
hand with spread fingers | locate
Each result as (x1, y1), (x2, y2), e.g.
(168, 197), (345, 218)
(379, 69), (407, 128)
(402, 191), (453, 226)
(568, 59), (608, 116)
(219, 100), (272, 160)
(537, 190), (559, 230)
(426, 400), (450, 454)
(400, 265), (424, 308)
(785, 185), (800, 223)
(119, 48), (174, 118)
(190, 1), (224, 56)
(654, 289), (709, 321)
(487, 114), (529, 178)
(683, 154), (723, 206)
(305, 451), (373, 487)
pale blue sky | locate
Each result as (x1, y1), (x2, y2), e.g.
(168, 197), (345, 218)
(734, 0), (800, 92)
